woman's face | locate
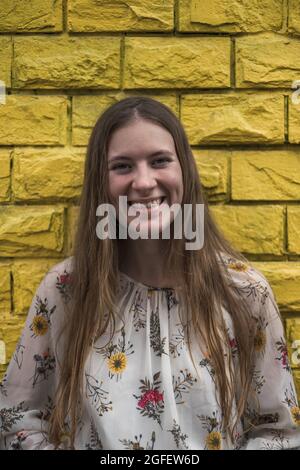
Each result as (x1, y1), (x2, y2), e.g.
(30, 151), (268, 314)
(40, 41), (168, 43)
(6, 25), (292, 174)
(107, 118), (184, 237)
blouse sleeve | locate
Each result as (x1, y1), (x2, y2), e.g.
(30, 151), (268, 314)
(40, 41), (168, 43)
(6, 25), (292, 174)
(240, 273), (300, 450)
(0, 262), (71, 450)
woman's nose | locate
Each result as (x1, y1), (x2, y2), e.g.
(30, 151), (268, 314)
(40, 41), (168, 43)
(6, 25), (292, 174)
(131, 165), (156, 190)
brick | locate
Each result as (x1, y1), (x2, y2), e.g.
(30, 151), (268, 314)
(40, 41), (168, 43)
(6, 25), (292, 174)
(236, 33), (300, 87)
(0, 263), (11, 319)
(68, 0), (173, 32)
(286, 318), (300, 369)
(0, 0), (63, 32)
(253, 262), (300, 312)
(289, 94), (300, 144)
(73, 95), (120, 146)
(210, 205), (284, 255)
(0, 319), (24, 365)
(124, 37), (230, 89)
(12, 259), (62, 315)
(181, 93), (284, 145)
(0, 95), (67, 145)
(72, 93), (178, 146)
(66, 205), (80, 255)
(13, 37), (120, 89)
(0, 36), (12, 88)
(178, 0), (283, 33)
(0, 205), (65, 257)
(193, 149), (229, 201)
(289, 0), (300, 34)
(232, 150), (300, 200)
(288, 207), (300, 254)
(13, 147), (85, 201)
(0, 149), (11, 202)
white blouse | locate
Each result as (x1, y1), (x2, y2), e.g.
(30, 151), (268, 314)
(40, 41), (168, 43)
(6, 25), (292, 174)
(1, 255), (300, 450)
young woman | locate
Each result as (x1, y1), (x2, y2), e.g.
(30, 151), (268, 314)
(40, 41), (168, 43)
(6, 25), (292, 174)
(1, 96), (300, 450)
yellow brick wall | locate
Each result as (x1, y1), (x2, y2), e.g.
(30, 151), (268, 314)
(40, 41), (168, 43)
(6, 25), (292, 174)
(0, 0), (300, 398)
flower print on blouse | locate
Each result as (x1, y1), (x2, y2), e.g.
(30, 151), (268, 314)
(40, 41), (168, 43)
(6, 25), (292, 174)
(133, 372), (165, 429)
(1, 255), (300, 450)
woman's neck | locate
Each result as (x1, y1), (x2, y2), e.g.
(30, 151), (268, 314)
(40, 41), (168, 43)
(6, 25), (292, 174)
(118, 239), (179, 288)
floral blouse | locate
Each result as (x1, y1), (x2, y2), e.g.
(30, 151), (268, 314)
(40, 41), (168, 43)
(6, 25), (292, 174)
(1, 255), (300, 450)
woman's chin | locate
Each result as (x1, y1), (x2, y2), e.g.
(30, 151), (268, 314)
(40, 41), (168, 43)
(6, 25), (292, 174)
(127, 217), (173, 239)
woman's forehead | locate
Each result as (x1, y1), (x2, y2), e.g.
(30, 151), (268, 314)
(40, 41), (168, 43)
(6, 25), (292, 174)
(107, 120), (176, 155)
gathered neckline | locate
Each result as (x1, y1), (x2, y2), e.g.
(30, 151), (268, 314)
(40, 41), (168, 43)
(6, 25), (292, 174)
(118, 270), (179, 291)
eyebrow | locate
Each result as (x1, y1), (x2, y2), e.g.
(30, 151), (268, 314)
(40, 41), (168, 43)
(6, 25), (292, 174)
(108, 150), (174, 162)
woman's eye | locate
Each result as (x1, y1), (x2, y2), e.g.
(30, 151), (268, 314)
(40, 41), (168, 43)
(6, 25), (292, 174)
(111, 164), (131, 171)
(110, 157), (171, 171)
(152, 157), (171, 166)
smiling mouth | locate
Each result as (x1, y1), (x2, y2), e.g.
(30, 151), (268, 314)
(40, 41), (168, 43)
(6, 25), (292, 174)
(127, 197), (166, 208)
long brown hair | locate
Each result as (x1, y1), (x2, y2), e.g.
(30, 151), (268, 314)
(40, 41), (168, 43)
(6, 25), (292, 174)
(48, 96), (255, 448)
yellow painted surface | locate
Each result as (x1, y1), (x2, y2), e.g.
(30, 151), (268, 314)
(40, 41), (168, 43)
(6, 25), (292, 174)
(0, 1), (299, 398)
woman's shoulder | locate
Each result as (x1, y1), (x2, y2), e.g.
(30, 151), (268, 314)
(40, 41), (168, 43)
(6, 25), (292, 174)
(40, 256), (74, 305)
(218, 253), (278, 317)
(45, 256), (74, 279)
(218, 253), (267, 282)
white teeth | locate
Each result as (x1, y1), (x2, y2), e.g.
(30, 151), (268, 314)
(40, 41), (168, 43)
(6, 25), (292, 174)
(145, 198), (162, 208)
(128, 197), (164, 209)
